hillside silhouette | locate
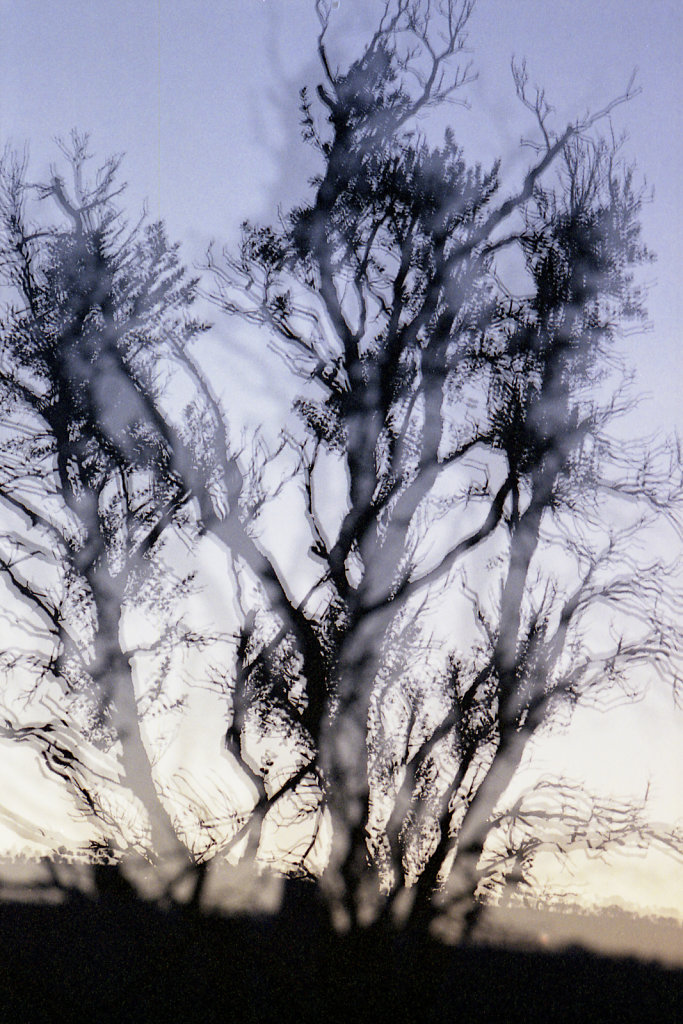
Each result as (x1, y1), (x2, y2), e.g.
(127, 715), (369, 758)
(0, 886), (680, 1024)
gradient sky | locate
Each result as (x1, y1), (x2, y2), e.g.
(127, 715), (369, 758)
(2, 0), (680, 423)
(1, 0), (682, 916)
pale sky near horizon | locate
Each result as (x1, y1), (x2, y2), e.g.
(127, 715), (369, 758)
(0, 0), (682, 920)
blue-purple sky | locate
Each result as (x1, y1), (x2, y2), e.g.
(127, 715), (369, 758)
(2, 0), (681, 426)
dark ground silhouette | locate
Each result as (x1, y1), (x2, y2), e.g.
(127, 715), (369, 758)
(0, 889), (680, 1024)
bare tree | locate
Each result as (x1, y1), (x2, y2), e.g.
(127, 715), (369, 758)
(206, 0), (682, 930)
(0, 0), (680, 936)
(0, 133), (232, 873)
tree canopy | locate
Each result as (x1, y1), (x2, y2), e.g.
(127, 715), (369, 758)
(0, 0), (681, 935)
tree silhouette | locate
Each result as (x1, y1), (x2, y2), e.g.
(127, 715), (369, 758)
(0, 133), (228, 869)
(206, 0), (683, 930)
(0, 0), (681, 937)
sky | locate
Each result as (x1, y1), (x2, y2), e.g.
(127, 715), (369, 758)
(2, 0), (680, 424)
(0, 0), (682, 920)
